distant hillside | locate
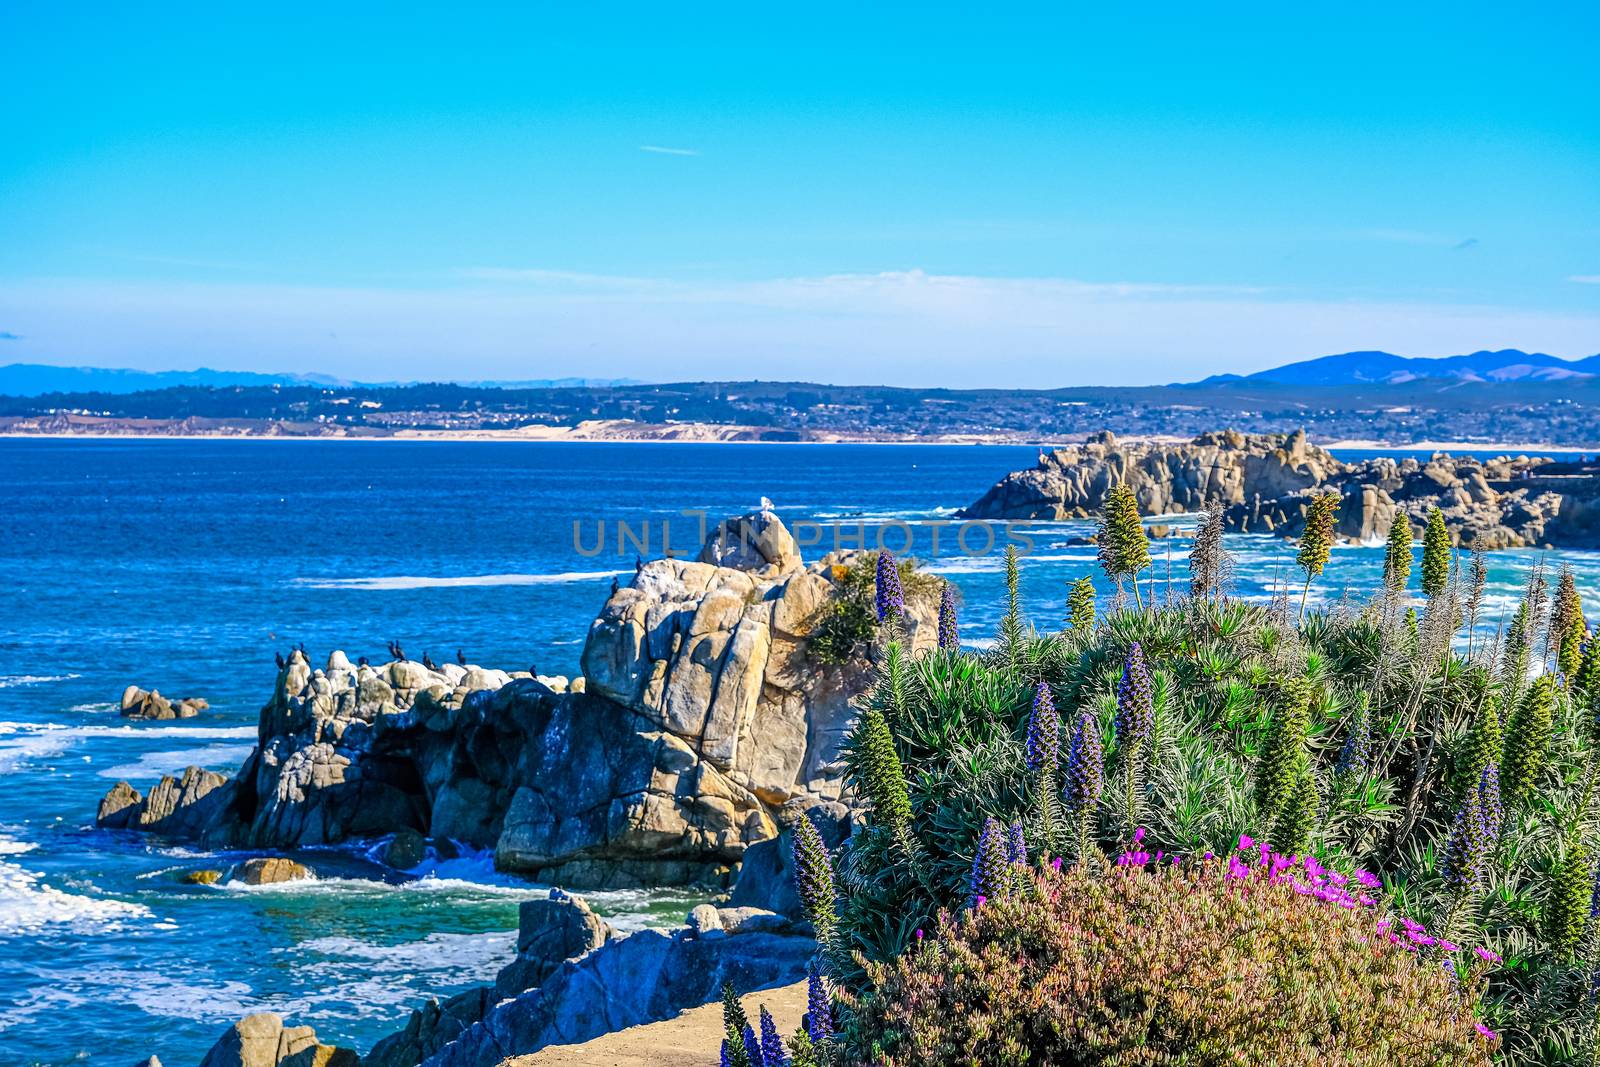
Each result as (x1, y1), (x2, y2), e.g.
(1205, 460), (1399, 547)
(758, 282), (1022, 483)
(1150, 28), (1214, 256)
(0, 364), (349, 396)
(1189, 349), (1600, 387)
(0, 364), (644, 397)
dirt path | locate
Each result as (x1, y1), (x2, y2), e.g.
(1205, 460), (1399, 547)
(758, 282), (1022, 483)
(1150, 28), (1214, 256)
(500, 981), (806, 1067)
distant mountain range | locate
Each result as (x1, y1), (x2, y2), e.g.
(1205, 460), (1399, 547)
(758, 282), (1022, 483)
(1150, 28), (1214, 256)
(1188, 349), (1600, 387)
(0, 363), (643, 397)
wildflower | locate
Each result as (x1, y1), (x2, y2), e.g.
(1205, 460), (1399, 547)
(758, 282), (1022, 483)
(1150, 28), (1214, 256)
(1064, 710), (1104, 812)
(1335, 699), (1372, 778)
(874, 551), (903, 623)
(791, 814), (836, 941)
(1115, 643), (1154, 753)
(1475, 1022), (1498, 1042)
(759, 1006), (788, 1067)
(969, 816), (1011, 907)
(805, 964), (833, 1044)
(936, 583), (959, 650)
(1474, 946), (1501, 963)
(742, 1024), (763, 1067)
(1440, 764), (1502, 890)
(1024, 682), (1059, 774)
(1253, 677), (1313, 823)
(1006, 820), (1028, 866)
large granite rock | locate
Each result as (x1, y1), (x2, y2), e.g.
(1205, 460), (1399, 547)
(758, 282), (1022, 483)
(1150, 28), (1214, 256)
(197, 1012), (356, 1067)
(959, 429), (1587, 549)
(94, 511), (929, 888)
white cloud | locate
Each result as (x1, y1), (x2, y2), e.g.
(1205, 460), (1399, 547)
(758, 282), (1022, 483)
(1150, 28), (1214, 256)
(1568, 275), (1600, 285)
(638, 145), (698, 156)
(2, 270), (1597, 387)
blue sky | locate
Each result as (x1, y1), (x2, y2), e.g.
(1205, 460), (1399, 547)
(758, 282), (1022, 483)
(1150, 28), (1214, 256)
(1, 3), (1596, 386)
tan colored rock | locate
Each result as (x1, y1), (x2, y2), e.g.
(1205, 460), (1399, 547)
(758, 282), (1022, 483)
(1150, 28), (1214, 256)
(230, 856), (313, 885)
(197, 1011), (356, 1067)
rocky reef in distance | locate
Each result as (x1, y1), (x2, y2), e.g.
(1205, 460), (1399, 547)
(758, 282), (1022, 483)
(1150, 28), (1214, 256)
(959, 428), (1600, 548)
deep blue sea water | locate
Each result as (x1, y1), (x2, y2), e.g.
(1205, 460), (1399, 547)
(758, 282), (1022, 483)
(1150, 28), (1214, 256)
(1, 439), (1593, 1066)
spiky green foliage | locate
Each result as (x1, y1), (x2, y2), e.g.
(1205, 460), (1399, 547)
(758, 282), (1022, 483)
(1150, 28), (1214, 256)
(1188, 505), (1231, 600)
(1455, 695), (1503, 800)
(1575, 635), (1600, 698)
(1421, 507), (1451, 598)
(1504, 599), (1532, 684)
(1384, 511), (1414, 593)
(1097, 482), (1151, 605)
(846, 705), (912, 834)
(1268, 757), (1317, 856)
(722, 983), (753, 1067)
(1501, 674), (1556, 807)
(1551, 567), (1585, 680)
(1297, 492), (1340, 582)
(994, 544), (1028, 665)
(1066, 575), (1096, 632)
(1545, 831), (1592, 962)
(792, 814), (837, 944)
(1253, 677), (1313, 824)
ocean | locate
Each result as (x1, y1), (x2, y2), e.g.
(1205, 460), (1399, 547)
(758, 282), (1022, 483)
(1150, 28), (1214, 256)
(0, 438), (1591, 1066)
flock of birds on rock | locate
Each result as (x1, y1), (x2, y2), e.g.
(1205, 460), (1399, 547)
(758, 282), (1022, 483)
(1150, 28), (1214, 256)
(274, 642), (533, 678)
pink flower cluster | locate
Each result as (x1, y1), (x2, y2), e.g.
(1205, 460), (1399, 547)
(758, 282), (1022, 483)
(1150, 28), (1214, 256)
(1223, 834), (1379, 911)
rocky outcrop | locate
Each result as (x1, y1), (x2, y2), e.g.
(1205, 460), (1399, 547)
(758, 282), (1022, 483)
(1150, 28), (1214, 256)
(94, 511), (929, 888)
(197, 1012), (356, 1067)
(415, 915), (813, 1067)
(120, 685), (208, 720)
(367, 892), (616, 1067)
(959, 429), (1591, 549)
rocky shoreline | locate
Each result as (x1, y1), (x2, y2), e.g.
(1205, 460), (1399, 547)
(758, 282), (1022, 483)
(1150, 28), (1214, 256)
(95, 508), (929, 1065)
(960, 428), (1600, 549)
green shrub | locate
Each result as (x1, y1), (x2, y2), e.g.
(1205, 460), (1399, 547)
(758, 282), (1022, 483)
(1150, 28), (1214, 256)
(841, 851), (1496, 1066)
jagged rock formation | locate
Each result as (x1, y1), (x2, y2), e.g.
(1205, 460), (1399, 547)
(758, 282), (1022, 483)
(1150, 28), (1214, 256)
(95, 510), (933, 887)
(959, 429), (1597, 549)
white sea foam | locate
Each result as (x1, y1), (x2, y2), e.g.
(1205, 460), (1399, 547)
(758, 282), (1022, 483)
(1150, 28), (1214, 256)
(0, 722), (257, 775)
(294, 571), (627, 591)
(99, 742), (256, 780)
(0, 844), (152, 935)
(0, 674), (81, 689)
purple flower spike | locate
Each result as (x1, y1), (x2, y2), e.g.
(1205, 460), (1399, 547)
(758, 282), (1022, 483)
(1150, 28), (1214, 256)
(1025, 682), (1059, 774)
(875, 552), (904, 623)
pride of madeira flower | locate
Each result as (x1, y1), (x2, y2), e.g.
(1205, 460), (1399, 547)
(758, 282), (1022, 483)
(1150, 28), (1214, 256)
(936, 583), (959, 650)
(1295, 491), (1340, 619)
(874, 551), (904, 623)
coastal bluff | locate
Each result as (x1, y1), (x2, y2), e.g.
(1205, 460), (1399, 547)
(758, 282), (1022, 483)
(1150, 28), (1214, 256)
(959, 428), (1600, 548)
(95, 508), (936, 887)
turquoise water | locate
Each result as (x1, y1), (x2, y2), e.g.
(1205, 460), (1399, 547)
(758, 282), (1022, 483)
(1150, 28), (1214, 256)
(0, 439), (1591, 1066)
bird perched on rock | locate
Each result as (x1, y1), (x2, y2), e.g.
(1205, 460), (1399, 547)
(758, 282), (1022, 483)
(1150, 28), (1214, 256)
(610, 576), (620, 595)
(456, 648), (467, 666)
(421, 651), (438, 671)
(274, 650), (286, 670)
(357, 655), (369, 667)
(388, 640), (406, 661)
(760, 495), (774, 511)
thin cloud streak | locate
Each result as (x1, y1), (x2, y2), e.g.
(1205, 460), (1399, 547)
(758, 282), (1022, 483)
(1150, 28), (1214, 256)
(638, 145), (698, 156)
(1569, 275), (1600, 285)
